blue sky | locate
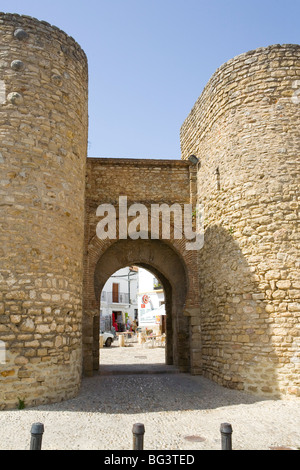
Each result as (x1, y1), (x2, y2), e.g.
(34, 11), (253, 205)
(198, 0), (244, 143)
(1, 0), (299, 159)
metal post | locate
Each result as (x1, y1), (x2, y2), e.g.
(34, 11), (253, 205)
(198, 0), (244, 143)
(30, 423), (44, 450)
(220, 422), (233, 450)
(132, 423), (145, 450)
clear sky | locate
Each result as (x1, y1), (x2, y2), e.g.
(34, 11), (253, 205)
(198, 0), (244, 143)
(1, 0), (299, 159)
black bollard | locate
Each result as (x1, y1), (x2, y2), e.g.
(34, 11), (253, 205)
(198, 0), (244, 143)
(30, 423), (44, 450)
(220, 422), (233, 450)
(132, 423), (145, 450)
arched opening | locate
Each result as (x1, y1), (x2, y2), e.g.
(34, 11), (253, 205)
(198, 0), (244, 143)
(84, 238), (190, 376)
(98, 265), (169, 371)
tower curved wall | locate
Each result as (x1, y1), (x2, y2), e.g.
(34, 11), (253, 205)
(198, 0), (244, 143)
(0, 13), (88, 408)
(181, 44), (300, 397)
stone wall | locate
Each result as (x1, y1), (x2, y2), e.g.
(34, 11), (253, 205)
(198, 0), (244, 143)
(0, 13), (88, 409)
(0, 15), (298, 410)
(83, 158), (201, 377)
(181, 44), (300, 397)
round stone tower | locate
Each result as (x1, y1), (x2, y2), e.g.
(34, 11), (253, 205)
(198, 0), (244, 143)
(181, 44), (300, 398)
(0, 13), (88, 409)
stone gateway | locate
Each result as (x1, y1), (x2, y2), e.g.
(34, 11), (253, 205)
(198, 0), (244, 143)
(0, 13), (299, 409)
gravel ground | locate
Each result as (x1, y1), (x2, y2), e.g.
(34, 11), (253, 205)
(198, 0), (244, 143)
(0, 341), (299, 451)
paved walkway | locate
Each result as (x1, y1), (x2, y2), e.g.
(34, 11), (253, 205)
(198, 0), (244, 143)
(99, 338), (178, 375)
(0, 341), (299, 450)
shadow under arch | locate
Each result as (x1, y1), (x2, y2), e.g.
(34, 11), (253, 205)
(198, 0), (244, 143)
(87, 238), (190, 376)
(93, 239), (190, 372)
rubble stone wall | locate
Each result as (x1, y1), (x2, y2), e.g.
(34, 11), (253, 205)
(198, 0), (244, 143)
(0, 13), (88, 409)
(0, 12), (299, 410)
(83, 158), (200, 377)
(181, 44), (300, 397)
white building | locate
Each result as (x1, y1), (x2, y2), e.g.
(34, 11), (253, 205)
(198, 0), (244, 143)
(138, 268), (165, 333)
(100, 266), (166, 334)
(100, 266), (139, 332)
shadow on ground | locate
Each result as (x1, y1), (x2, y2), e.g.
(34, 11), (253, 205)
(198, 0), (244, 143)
(98, 362), (180, 376)
(34, 367), (270, 414)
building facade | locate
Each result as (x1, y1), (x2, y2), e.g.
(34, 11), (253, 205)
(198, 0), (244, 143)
(100, 267), (139, 333)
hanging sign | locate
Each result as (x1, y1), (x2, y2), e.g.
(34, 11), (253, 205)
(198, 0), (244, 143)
(142, 294), (150, 304)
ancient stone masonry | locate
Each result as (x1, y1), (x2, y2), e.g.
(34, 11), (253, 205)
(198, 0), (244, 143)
(83, 158), (201, 377)
(0, 12), (299, 409)
(181, 44), (300, 397)
(0, 13), (88, 409)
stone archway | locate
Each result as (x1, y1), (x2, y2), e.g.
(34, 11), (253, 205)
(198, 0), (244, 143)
(83, 238), (190, 376)
(98, 263), (173, 367)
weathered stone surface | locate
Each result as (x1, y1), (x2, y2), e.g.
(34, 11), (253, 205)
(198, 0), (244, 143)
(0, 12), (88, 410)
(0, 13), (299, 410)
(181, 44), (300, 399)
(13, 28), (28, 40)
(10, 60), (24, 71)
(6, 92), (23, 105)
